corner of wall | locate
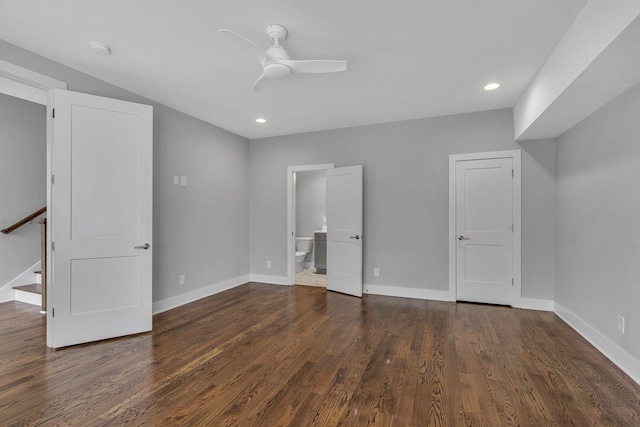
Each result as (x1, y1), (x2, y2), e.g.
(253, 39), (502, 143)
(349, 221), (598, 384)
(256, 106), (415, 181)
(555, 302), (640, 386)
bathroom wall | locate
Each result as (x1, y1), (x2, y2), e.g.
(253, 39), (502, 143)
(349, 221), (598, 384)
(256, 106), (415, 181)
(295, 170), (327, 267)
(295, 170), (327, 238)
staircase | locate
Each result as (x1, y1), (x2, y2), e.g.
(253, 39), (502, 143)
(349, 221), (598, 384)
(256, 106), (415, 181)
(14, 270), (43, 308)
(1, 209), (47, 312)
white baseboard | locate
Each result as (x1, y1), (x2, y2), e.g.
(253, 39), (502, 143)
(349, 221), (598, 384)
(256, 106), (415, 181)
(364, 284), (450, 301)
(0, 261), (41, 303)
(517, 297), (554, 311)
(249, 274), (290, 286)
(555, 302), (640, 386)
(152, 274), (249, 315)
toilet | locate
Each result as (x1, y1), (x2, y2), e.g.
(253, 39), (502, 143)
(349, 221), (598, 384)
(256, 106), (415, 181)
(295, 237), (314, 273)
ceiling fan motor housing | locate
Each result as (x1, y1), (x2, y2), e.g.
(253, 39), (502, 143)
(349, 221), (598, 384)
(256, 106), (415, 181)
(266, 24), (287, 42)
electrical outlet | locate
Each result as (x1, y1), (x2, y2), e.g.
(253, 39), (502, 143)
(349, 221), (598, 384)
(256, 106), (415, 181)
(267, 260), (271, 268)
(617, 315), (625, 334)
(373, 268), (380, 277)
(181, 176), (187, 186)
(179, 275), (185, 286)
(173, 175), (179, 185)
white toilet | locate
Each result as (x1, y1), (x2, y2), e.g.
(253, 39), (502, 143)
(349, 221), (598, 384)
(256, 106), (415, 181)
(295, 237), (314, 273)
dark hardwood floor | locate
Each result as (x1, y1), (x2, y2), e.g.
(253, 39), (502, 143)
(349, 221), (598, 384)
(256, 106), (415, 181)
(1, 283), (639, 426)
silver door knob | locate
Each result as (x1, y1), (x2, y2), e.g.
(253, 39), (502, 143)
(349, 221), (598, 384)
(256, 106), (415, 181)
(135, 243), (150, 249)
(457, 236), (469, 241)
(350, 235), (360, 240)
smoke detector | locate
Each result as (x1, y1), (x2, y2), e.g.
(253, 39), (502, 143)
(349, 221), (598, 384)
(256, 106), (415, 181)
(90, 41), (111, 56)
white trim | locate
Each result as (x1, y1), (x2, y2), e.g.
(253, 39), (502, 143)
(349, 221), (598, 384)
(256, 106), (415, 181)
(518, 297), (554, 312)
(0, 59), (66, 105)
(152, 275), (249, 314)
(249, 274), (289, 286)
(364, 284), (450, 301)
(448, 150), (522, 306)
(555, 302), (640, 386)
(0, 261), (41, 303)
(287, 164), (334, 286)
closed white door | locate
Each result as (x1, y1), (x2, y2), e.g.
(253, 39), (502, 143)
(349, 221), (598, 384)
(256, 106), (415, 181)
(455, 158), (513, 305)
(327, 165), (363, 297)
(48, 89), (153, 348)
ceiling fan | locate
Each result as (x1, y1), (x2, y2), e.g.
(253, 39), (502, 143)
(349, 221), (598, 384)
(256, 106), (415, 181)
(218, 24), (348, 93)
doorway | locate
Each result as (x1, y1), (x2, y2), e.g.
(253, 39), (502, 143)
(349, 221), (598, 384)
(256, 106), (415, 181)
(448, 150), (522, 306)
(0, 93), (46, 308)
(287, 164), (333, 286)
(0, 60), (64, 313)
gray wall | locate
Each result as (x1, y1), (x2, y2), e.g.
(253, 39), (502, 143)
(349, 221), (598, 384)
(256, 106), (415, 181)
(295, 170), (326, 238)
(250, 108), (557, 299)
(556, 80), (640, 360)
(0, 40), (250, 303)
(0, 93), (46, 293)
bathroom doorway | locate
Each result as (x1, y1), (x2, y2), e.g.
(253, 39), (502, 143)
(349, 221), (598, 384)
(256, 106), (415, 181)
(287, 164), (334, 287)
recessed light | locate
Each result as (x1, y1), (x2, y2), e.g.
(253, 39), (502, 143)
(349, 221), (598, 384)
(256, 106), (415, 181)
(484, 82), (500, 91)
(255, 118), (267, 124)
(90, 41), (111, 56)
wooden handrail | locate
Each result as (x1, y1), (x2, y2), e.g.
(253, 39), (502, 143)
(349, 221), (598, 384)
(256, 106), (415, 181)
(1, 206), (46, 234)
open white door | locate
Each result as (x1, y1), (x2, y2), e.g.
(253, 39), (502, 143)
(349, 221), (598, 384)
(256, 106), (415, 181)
(326, 165), (363, 297)
(455, 158), (513, 305)
(47, 89), (153, 348)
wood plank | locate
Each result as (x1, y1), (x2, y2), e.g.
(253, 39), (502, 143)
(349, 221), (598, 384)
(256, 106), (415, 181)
(0, 284), (639, 425)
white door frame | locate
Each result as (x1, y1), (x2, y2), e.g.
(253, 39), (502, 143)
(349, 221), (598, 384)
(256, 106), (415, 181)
(448, 150), (522, 307)
(287, 163), (334, 285)
(0, 59), (67, 105)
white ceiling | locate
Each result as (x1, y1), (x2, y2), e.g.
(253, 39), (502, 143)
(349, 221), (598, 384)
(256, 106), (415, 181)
(0, 0), (588, 139)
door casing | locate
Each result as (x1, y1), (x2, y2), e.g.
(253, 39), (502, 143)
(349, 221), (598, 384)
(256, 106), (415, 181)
(448, 150), (522, 307)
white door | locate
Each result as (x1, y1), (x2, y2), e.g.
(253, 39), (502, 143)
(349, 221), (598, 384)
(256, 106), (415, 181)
(326, 165), (363, 297)
(455, 158), (513, 305)
(47, 89), (153, 348)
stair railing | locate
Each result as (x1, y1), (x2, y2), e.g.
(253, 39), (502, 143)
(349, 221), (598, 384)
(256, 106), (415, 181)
(1, 206), (47, 234)
(2, 206), (47, 312)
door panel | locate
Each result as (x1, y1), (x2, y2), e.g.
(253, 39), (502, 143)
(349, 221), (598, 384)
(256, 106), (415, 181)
(327, 165), (363, 297)
(456, 158), (513, 305)
(48, 89), (152, 348)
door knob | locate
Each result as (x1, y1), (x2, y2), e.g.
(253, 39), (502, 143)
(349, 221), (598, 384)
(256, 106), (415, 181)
(349, 235), (360, 240)
(457, 236), (469, 241)
(135, 243), (150, 249)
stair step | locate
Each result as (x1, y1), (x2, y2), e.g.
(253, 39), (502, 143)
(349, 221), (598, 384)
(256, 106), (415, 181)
(13, 283), (42, 295)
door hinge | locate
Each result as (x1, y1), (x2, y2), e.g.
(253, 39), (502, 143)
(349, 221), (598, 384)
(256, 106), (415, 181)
(51, 174), (55, 185)
(52, 108), (55, 118)
(511, 224), (514, 233)
(52, 308), (55, 317)
(512, 278), (514, 286)
(52, 241), (55, 251)
(512, 169), (514, 178)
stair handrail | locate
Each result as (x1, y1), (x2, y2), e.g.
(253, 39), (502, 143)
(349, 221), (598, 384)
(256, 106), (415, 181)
(1, 206), (47, 234)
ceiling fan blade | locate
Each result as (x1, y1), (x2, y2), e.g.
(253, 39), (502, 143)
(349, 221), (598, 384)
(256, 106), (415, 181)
(251, 73), (269, 93)
(218, 29), (267, 66)
(281, 59), (347, 74)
